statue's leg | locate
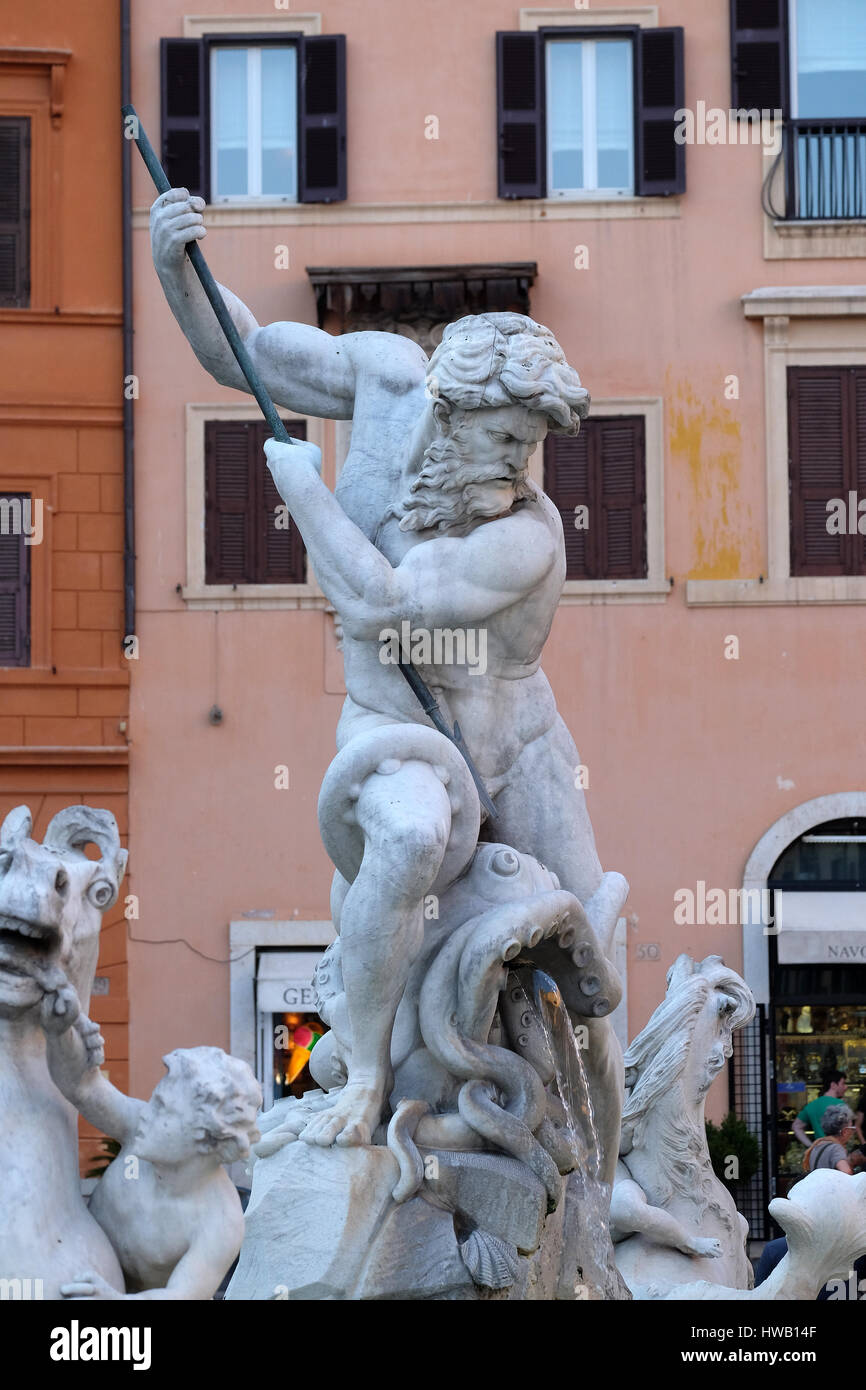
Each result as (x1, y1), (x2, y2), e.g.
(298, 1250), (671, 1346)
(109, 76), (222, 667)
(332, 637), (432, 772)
(490, 716), (603, 905)
(300, 760), (451, 1148)
(610, 1178), (723, 1258)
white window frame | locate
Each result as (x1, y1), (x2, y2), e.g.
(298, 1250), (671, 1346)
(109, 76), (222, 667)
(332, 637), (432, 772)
(545, 36), (635, 199)
(210, 43), (298, 204)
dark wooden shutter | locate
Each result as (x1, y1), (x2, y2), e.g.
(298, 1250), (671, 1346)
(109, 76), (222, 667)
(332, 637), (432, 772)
(161, 38), (208, 199)
(206, 421), (254, 583)
(497, 32), (544, 199)
(636, 28), (686, 196)
(545, 418), (646, 580)
(599, 417), (647, 577)
(0, 495), (30, 666)
(0, 119), (30, 308)
(255, 420), (307, 581)
(730, 0), (789, 114)
(205, 420), (307, 584)
(545, 431), (593, 578)
(299, 35), (346, 203)
(788, 366), (853, 576)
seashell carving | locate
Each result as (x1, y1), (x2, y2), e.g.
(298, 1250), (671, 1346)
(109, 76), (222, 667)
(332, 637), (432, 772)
(458, 1228), (521, 1290)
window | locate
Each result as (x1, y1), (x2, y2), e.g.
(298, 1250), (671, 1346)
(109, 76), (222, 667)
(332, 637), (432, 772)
(0, 118), (30, 308)
(788, 366), (866, 577)
(544, 418), (647, 580)
(732, 0), (866, 220)
(0, 493), (30, 665)
(546, 38), (634, 196)
(205, 419), (306, 584)
(211, 46), (298, 201)
(790, 0), (866, 120)
(161, 34), (346, 204)
(497, 26), (685, 200)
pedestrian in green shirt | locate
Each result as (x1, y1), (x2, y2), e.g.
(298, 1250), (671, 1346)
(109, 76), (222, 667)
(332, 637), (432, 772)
(793, 1070), (848, 1144)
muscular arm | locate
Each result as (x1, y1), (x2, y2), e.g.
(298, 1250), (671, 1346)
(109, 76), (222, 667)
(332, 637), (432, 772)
(266, 443), (557, 633)
(150, 188), (356, 418)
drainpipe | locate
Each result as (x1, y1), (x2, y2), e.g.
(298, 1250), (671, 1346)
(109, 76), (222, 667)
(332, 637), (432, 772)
(121, 0), (135, 642)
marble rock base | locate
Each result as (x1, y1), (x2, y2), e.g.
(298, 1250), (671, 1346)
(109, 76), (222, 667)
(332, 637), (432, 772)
(226, 1137), (631, 1301)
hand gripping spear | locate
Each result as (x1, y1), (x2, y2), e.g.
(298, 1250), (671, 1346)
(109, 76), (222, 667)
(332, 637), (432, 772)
(123, 105), (502, 834)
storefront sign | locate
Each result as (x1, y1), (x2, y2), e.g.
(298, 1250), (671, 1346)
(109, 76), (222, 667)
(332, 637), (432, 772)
(776, 892), (866, 964)
(256, 950), (323, 1013)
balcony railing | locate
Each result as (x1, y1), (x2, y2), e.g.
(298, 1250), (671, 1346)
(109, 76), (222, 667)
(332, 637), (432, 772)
(782, 119), (866, 221)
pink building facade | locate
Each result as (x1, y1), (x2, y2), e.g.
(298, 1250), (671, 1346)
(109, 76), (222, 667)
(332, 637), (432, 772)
(127, 0), (866, 1220)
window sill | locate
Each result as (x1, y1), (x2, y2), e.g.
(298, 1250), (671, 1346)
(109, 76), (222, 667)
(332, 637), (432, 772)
(765, 214), (866, 261)
(559, 578), (671, 605)
(686, 577), (866, 606)
(132, 196), (680, 230)
(181, 584), (328, 611)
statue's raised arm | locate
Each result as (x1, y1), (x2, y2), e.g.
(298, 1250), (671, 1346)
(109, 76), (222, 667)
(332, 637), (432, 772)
(150, 187), (357, 419)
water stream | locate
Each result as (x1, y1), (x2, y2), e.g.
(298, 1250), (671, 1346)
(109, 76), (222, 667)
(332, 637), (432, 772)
(517, 968), (629, 1299)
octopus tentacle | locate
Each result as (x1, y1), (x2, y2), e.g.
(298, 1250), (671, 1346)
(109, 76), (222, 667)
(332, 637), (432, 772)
(387, 1099), (431, 1203)
(457, 1081), (561, 1208)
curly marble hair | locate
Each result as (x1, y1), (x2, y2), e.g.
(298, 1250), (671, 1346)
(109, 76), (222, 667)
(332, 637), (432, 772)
(426, 312), (590, 433)
(161, 1046), (262, 1163)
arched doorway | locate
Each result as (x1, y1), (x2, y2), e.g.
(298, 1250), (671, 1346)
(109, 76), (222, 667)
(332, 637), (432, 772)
(741, 794), (866, 1204)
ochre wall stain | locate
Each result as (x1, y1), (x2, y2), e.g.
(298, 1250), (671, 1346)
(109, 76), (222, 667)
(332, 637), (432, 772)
(668, 376), (745, 579)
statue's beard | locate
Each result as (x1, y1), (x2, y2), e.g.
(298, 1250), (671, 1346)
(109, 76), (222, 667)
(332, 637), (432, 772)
(390, 432), (534, 536)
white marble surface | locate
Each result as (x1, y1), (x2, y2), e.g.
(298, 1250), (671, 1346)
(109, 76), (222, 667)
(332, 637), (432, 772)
(612, 955), (756, 1293)
(0, 806), (128, 1300)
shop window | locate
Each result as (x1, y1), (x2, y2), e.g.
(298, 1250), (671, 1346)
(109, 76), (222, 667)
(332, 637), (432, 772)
(271, 1010), (329, 1102)
(496, 26), (685, 199)
(161, 34), (346, 203)
(769, 815), (866, 1197)
(544, 416), (647, 580)
(204, 418), (306, 585)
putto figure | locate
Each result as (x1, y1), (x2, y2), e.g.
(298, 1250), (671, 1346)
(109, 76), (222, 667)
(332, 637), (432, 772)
(41, 1008), (261, 1302)
(150, 192), (628, 1171)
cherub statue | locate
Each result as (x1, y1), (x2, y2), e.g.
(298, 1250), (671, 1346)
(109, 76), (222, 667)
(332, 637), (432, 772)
(41, 986), (261, 1301)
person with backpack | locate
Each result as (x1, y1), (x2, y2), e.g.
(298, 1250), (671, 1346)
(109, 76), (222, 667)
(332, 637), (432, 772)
(801, 1104), (857, 1174)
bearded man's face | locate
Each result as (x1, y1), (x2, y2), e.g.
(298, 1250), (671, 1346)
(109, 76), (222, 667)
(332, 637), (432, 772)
(393, 402), (550, 535)
(449, 403), (549, 512)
